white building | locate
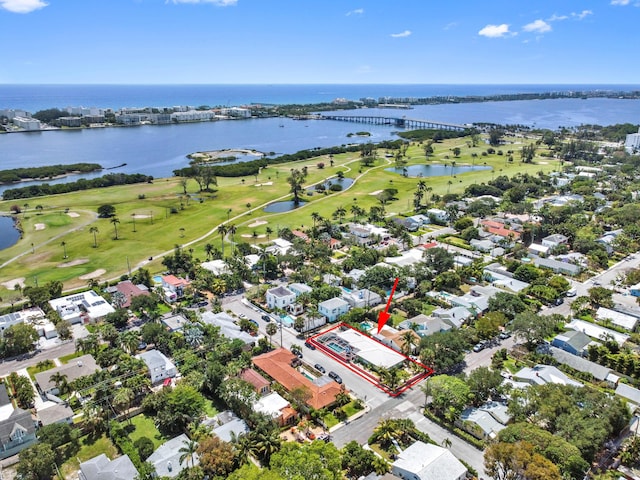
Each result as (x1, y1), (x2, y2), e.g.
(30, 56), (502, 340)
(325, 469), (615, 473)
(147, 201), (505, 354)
(12, 116), (41, 131)
(541, 234), (569, 250)
(341, 288), (382, 308)
(596, 307), (638, 331)
(426, 208), (449, 223)
(318, 297), (350, 323)
(625, 128), (640, 153)
(49, 291), (115, 324)
(392, 441), (467, 480)
(266, 286), (296, 309)
(137, 350), (177, 384)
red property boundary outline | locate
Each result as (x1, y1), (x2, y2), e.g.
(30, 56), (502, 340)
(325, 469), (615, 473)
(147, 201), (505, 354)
(307, 322), (434, 397)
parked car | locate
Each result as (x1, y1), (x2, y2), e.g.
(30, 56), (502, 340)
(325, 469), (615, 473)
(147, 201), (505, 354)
(498, 331), (511, 340)
(137, 341), (148, 350)
(261, 315), (272, 322)
(552, 297), (563, 306)
(328, 371), (343, 384)
(472, 343), (485, 352)
(304, 341), (316, 350)
(314, 363), (326, 373)
(239, 313), (247, 319)
(566, 287), (577, 297)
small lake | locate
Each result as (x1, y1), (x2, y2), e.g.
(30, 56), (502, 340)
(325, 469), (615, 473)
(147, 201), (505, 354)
(385, 164), (492, 177)
(263, 200), (308, 213)
(308, 177), (354, 192)
(0, 216), (21, 250)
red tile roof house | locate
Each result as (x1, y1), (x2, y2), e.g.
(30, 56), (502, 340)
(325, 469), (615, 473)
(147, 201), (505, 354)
(107, 280), (150, 308)
(240, 368), (271, 396)
(480, 220), (522, 240)
(160, 275), (191, 302)
(252, 348), (345, 410)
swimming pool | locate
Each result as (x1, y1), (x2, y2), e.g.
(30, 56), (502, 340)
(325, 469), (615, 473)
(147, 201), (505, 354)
(359, 322), (372, 331)
(300, 369), (315, 381)
(153, 275), (163, 284)
(279, 315), (295, 327)
(328, 342), (347, 354)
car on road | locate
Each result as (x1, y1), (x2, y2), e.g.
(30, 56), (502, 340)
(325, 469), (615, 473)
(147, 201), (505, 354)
(498, 331), (511, 340)
(314, 363), (326, 373)
(472, 343), (485, 353)
(552, 297), (564, 306)
(238, 313), (247, 319)
(261, 315), (272, 322)
(304, 341), (316, 350)
(566, 288), (577, 297)
(593, 281), (602, 286)
(328, 371), (343, 384)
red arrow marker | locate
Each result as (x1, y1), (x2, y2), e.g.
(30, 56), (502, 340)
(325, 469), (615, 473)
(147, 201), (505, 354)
(377, 277), (399, 334)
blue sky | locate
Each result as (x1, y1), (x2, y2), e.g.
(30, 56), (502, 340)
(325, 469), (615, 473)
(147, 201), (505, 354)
(1, 0), (639, 84)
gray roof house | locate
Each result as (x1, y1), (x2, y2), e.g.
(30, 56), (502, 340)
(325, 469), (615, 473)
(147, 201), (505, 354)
(392, 441), (467, 480)
(147, 433), (198, 478)
(533, 257), (582, 276)
(202, 410), (250, 442)
(616, 383), (640, 409)
(551, 330), (597, 357)
(79, 454), (139, 480)
(201, 311), (256, 345)
(137, 349), (177, 384)
(0, 385), (36, 459)
(514, 364), (582, 388)
(403, 314), (452, 337)
(549, 347), (616, 383)
(35, 355), (101, 395)
(431, 307), (473, 328)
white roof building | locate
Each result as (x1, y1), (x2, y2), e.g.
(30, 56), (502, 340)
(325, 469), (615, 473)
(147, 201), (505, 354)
(392, 441), (467, 480)
(335, 328), (405, 369)
(596, 307), (638, 331)
(566, 319), (630, 345)
(254, 392), (290, 419)
(514, 364), (583, 388)
(49, 291), (115, 324)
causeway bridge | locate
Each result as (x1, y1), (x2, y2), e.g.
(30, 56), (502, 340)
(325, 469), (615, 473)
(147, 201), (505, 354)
(320, 114), (467, 131)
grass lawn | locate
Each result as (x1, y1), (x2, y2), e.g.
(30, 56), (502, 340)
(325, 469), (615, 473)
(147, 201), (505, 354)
(59, 351), (83, 364)
(342, 400), (364, 418)
(369, 442), (394, 461)
(59, 433), (118, 479)
(26, 361), (55, 380)
(421, 303), (438, 315)
(323, 412), (339, 429)
(504, 358), (520, 374)
(127, 414), (166, 449)
(0, 133), (560, 301)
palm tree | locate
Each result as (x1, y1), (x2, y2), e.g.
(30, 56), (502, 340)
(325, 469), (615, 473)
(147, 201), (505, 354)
(61, 241), (68, 259)
(311, 211), (322, 229)
(113, 387), (134, 414)
(184, 323), (204, 348)
(372, 419), (401, 450)
(89, 226), (99, 248)
(217, 224), (228, 257)
(179, 439), (198, 468)
(265, 226), (273, 241)
(333, 206), (346, 224)
(50, 372), (68, 395)
(253, 430), (281, 464)
(266, 322), (278, 347)
(227, 224), (237, 254)
(204, 242), (214, 260)
(442, 437), (453, 449)
(119, 331), (139, 354)
(399, 330), (417, 356)
(110, 216), (120, 240)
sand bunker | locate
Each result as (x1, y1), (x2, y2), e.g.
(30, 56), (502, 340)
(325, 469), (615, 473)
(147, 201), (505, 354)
(67, 212), (80, 218)
(1, 278), (25, 290)
(369, 190), (383, 195)
(248, 220), (268, 228)
(79, 269), (106, 280)
(132, 214), (151, 219)
(241, 234), (267, 239)
(58, 258), (89, 268)
(34, 223), (46, 230)
(254, 182), (273, 187)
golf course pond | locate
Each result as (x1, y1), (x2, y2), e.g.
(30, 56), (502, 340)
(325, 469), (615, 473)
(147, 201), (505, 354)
(263, 200), (308, 213)
(0, 216), (20, 250)
(385, 164), (491, 177)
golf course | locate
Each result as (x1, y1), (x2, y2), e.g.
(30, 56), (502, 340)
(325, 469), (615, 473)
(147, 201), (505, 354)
(0, 134), (560, 305)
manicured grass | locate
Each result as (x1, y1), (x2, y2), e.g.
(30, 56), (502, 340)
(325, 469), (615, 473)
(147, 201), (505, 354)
(369, 442), (394, 460)
(26, 361), (55, 380)
(342, 400), (364, 418)
(323, 412), (339, 429)
(59, 433), (118, 479)
(504, 358), (520, 374)
(59, 351), (83, 364)
(127, 414), (166, 449)
(421, 303), (438, 315)
(0, 134), (560, 300)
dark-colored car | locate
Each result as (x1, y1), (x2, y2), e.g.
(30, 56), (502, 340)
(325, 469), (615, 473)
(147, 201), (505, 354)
(304, 341), (316, 350)
(328, 371), (343, 384)
(314, 363), (326, 374)
(261, 315), (272, 322)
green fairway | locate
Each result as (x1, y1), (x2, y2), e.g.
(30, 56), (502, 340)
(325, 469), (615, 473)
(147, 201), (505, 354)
(0, 134), (560, 303)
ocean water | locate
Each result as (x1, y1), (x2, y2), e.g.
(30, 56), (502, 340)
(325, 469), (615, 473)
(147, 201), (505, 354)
(1, 83), (639, 112)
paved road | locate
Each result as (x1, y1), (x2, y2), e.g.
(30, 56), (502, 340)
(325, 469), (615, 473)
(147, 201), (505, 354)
(0, 341), (76, 378)
(463, 336), (515, 374)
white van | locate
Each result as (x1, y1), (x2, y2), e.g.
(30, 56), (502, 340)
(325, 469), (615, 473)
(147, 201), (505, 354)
(566, 288), (577, 297)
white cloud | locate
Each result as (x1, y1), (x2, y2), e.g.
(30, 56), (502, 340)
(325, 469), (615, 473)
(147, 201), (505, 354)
(572, 10), (593, 19)
(390, 30), (411, 38)
(169, 0), (237, 5)
(547, 14), (568, 22)
(611, 0), (630, 5)
(523, 19), (551, 33)
(478, 24), (512, 38)
(0, 0), (48, 13)
(346, 8), (363, 16)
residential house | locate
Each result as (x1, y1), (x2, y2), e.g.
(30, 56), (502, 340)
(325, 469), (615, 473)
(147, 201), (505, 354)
(345, 268), (366, 284)
(347, 224), (376, 246)
(470, 239), (494, 253)
(200, 259), (230, 276)
(625, 127), (640, 153)
(160, 275), (191, 303)
(161, 313), (189, 333)
(374, 326), (420, 355)
(459, 402), (510, 440)
(596, 229), (623, 254)
(431, 307), (473, 328)
(203, 410), (249, 442)
(137, 349), (177, 384)
(288, 283), (313, 298)
(401, 314), (452, 338)
(323, 274), (342, 287)
(79, 454), (139, 480)
(566, 319), (629, 345)
(49, 291), (115, 324)
(318, 297), (351, 323)
(549, 347), (618, 385)
(200, 312), (255, 346)
(541, 234), (569, 250)
(0, 307), (58, 340)
(104, 280), (150, 309)
(252, 348), (344, 410)
(291, 230), (309, 242)
(551, 330), (597, 357)
(426, 208), (449, 224)
(480, 220), (522, 242)
(266, 238), (293, 256)
(35, 355), (101, 396)
(513, 364), (582, 388)
(0, 385), (36, 459)
(342, 288), (382, 308)
(384, 249), (425, 268)
(254, 391), (298, 426)
(266, 286), (296, 310)
(616, 383), (640, 411)
(596, 307), (638, 331)
(391, 441), (467, 480)
(37, 404), (74, 426)
(147, 433), (198, 478)
(533, 257), (582, 276)
(527, 243), (550, 257)
(240, 368), (271, 396)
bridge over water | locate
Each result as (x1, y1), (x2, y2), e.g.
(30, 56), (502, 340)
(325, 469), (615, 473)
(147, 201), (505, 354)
(320, 114), (467, 131)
